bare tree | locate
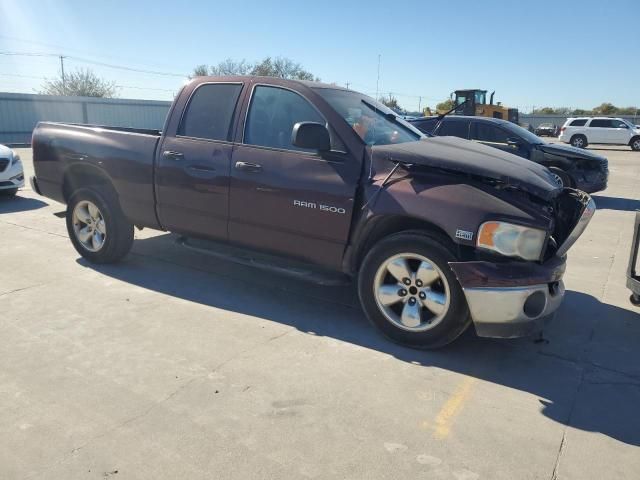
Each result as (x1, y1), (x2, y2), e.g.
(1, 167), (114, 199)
(41, 68), (117, 97)
(191, 56), (318, 81)
(380, 94), (402, 112)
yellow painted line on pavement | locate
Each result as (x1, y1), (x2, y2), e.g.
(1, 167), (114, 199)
(433, 376), (477, 439)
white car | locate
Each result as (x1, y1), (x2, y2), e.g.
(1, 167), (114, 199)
(559, 117), (640, 151)
(0, 144), (25, 197)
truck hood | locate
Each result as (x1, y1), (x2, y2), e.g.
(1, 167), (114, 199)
(537, 142), (607, 164)
(372, 137), (561, 201)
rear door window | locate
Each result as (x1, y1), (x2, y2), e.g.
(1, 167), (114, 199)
(244, 85), (326, 152)
(179, 83), (243, 141)
(589, 119), (614, 128)
(569, 119), (587, 127)
(438, 120), (470, 139)
(471, 122), (509, 143)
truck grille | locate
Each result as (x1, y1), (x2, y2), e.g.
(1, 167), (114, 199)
(0, 158), (9, 172)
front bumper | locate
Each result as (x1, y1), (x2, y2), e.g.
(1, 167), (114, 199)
(0, 161), (24, 190)
(450, 256), (566, 338)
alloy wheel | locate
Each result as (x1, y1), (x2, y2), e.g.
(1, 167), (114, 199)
(373, 253), (451, 331)
(72, 200), (106, 252)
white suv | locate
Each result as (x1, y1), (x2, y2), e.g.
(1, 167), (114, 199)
(559, 117), (640, 151)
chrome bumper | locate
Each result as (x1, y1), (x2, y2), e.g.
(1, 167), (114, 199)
(464, 281), (565, 338)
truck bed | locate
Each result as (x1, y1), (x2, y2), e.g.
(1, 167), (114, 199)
(32, 121), (162, 229)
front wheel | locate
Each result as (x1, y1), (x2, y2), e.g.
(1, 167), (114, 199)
(66, 187), (134, 264)
(358, 232), (471, 349)
(549, 167), (573, 189)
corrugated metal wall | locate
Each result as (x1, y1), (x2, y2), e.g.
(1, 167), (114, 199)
(0, 92), (171, 145)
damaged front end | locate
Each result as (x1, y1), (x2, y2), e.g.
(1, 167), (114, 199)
(450, 189), (596, 338)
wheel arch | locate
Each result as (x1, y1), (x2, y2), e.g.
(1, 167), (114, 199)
(62, 163), (118, 203)
(346, 214), (462, 274)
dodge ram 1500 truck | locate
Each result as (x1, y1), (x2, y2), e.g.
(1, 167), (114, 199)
(30, 76), (596, 348)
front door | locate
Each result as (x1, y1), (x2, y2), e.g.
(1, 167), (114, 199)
(228, 85), (360, 269)
(156, 82), (243, 239)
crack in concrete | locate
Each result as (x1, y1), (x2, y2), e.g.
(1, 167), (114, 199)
(0, 282), (49, 298)
(0, 218), (68, 238)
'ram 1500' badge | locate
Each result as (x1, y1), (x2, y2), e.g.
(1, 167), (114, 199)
(293, 200), (346, 214)
(455, 229), (474, 241)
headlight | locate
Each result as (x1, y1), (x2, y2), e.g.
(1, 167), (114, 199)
(11, 152), (21, 167)
(477, 221), (547, 261)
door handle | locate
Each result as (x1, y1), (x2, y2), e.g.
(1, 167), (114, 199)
(235, 161), (262, 172)
(162, 150), (184, 161)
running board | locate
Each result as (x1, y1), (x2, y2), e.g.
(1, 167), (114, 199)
(176, 236), (350, 286)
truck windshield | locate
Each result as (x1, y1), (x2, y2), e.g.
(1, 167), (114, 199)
(313, 88), (423, 146)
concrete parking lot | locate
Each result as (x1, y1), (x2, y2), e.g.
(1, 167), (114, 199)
(1, 145), (639, 479)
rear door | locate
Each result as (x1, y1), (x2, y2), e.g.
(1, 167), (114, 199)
(228, 84), (360, 269)
(436, 118), (471, 139)
(156, 82), (243, 239)
(470, 121), (527, 158)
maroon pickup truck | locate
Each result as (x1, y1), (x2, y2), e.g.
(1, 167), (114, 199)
(30, 76), (595, 348)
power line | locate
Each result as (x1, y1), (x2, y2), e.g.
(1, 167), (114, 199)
(0, 72), (176, 93)
(0, 51), (189, 78)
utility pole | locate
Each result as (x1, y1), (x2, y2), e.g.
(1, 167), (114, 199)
(345, 81), (350, 89)
(375, 54), (381, 103)
(60, 55), (66, 94)
(418, 96), (422, 113)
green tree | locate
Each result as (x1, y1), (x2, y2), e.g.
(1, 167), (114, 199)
(41, 68), (117, 97)
(534, 107), (556, 114)
(436, 99), (454, 112)
(592, 102), (617, 115)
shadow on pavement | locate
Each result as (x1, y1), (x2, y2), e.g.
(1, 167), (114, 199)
(78, 233), (640, 446)
(0, 193), (48, 213)
(592, 195), (640, 212)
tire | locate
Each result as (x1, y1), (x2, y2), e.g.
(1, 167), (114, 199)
(630, 137), (640, 151)
(66, 187), (134, 264)
(357, 231), (471, 349)
(570, 135), (587, 149)
(548, 167), (573, 189)
(0, 188), (18, 197)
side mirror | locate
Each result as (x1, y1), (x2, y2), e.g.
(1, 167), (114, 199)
(507, 137), (522, 148)
(291, 122), (331, 151)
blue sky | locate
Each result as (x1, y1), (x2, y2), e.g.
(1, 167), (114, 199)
(0, 0), (637, 112)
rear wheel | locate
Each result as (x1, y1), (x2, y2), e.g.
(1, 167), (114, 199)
(631, 137), (640, 151)
(358, 231), (471, 349)
(66, 187), (134, 263)
(549, 167), (573, 189)
(571, 135), (587, 148)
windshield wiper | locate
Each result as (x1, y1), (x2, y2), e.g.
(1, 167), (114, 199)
(433, 98), (468, 133)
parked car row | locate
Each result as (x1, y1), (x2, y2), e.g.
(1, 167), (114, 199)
(29, 76), (595, 349)
(409, 115), (608, 193)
